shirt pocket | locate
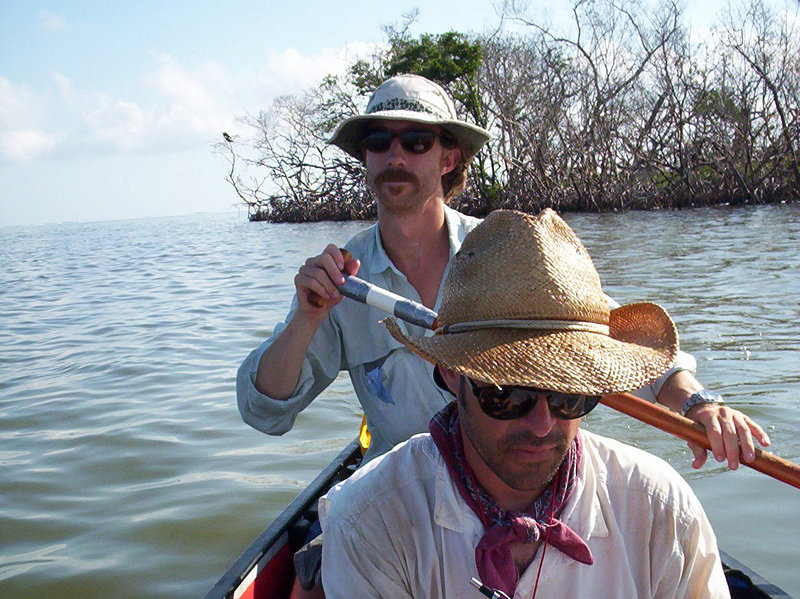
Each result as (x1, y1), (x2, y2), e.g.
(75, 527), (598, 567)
(363, 354), (395, 405)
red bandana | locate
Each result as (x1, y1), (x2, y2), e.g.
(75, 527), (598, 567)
(430, 402), (593, 597)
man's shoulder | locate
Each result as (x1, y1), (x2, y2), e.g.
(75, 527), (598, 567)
(582, 430), (699, 511)
(444, 205), (482, 231)
(342, 220), (379, 254)
(321, 434), (438, 523)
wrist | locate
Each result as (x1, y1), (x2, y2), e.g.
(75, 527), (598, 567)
(681, 388), (724, 416)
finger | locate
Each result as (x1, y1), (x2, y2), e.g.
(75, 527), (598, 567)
(305, 251), (346, 289)
(295, 270), (340, 307)
(735, 416), (756, 463)
(317, 246), (346, 285)
(343, 257), (360, 277)
(746, 418), (771, 447)
(297, 259), (344, 303)
(324, 243), (345, 266)
(719, 415), (741, 470)
(688, 441), (708, 470)
(699, 415), (727, 464)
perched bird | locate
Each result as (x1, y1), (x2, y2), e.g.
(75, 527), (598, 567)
(222, 132), (234, 143)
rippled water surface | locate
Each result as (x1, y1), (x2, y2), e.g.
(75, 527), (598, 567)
(2, 205), (798, 597)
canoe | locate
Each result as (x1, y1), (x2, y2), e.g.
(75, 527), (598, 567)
(205, 438), (792, 599)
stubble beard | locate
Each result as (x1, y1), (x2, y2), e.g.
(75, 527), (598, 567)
(459, 397), (571, 494)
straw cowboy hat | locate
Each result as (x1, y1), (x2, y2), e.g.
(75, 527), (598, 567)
(327, 73), (491, 162)
(385, 209), (679, 395)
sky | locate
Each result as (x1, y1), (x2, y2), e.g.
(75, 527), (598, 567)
(0, 0), (791, 227)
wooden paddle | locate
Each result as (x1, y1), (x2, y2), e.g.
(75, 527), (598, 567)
(322, 270), (800, 490)
(602, 392), (800, 490)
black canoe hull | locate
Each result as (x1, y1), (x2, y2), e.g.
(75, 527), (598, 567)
(206, 439), (791, 599)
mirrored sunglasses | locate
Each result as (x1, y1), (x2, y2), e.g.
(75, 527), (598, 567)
(360, 129), (438, 155)
(464, 377), (601, 420)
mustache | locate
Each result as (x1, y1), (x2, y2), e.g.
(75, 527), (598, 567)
(501, 431), (568, 450)
(374, 168), (419, 186)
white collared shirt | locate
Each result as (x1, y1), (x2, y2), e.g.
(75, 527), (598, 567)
(320, 429), (730, 599)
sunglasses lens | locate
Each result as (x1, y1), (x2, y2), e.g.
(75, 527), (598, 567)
(361, 130), (393, 153)
(475, 386), (534, 420)
(468, 379), (600, 420)
(361, 130), (437, 154)
(399, 130), (436, 154)
(547, 392), (601, 419)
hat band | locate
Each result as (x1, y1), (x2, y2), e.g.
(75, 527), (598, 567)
(367, 98), (445, 119)
(435, 318), (610, 336)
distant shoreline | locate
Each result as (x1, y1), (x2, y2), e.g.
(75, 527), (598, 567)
(247, 195), (799, 223)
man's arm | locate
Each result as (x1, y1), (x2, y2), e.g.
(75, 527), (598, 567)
(254, 245), (359, 399)
(606, 294), (770, 470)
(650, 496), (730, 599)
(236, 245), (360, 435)
(656, 369), (770, 470)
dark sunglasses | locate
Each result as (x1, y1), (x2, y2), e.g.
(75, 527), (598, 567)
(360, 129), (438, 155)
(463, 377), (601, 421)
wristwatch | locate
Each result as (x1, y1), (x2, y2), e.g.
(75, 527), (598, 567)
(681, 389), (724, 416)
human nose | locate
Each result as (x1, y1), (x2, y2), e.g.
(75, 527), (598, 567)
(523, 395), (557, 438)
(385, 136), (406, 164)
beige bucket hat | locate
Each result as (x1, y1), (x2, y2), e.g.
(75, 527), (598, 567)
(327, 74), (491, 162)
(385, 209), (679, 395)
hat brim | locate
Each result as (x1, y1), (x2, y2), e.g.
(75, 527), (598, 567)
(327, 112), (491, 162)
(385, 303), (678, 395)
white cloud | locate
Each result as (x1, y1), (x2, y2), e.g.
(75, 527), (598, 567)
(0, 42), (376, 164)
(146, 53), (235, 135)
(38, 9), (68, 32)
(258, 42), (377, 95)
(81, 96), (146, 150)
(0, 129), (55, 162)
(0, 77), (56, 162)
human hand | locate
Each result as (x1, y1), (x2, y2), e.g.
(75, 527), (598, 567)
(656, 370), (771, 470)
(685, 403), (771, 470)
(295, 244), (360, 317)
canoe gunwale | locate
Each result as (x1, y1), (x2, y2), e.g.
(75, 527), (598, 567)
(204, 438), (362, 599)
(719, 550), (793, 599)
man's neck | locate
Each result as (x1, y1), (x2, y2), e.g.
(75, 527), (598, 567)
(377, 199), (450, 308)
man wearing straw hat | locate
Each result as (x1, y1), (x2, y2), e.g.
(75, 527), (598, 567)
(319, 209), (730, 599)
(237, 73), (768, 468)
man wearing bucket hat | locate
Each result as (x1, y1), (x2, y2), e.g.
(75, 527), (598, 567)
(237, 73), (768, 469)
(319, 209), (730, 599)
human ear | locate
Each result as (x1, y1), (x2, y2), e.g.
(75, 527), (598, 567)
(436, 365), (461, 395)
(440, 147), (461, 176)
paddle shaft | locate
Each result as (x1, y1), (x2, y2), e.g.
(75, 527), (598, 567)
(603, 392), (800, 490)
(321, 271), (800, 490)
(306, 250), (439, 330)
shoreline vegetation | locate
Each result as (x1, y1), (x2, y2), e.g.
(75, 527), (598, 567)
(219, 0), (799, 223)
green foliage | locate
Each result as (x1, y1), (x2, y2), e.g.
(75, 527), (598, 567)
(388, 31), (482, 84)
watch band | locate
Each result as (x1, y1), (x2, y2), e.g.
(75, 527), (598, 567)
(681, 389), (724, 416)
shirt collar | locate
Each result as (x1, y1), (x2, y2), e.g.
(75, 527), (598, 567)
(361, 204), (464, 277)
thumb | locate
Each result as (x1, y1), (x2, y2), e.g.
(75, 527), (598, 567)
(688, 441), (707, 469)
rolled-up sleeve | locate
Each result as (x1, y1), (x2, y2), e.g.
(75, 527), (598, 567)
(236, 300), (344, 435)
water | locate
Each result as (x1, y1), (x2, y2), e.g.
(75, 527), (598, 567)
(1, 205), (798, 598)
